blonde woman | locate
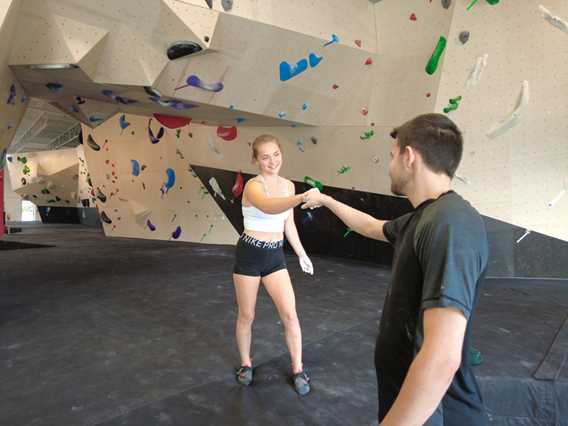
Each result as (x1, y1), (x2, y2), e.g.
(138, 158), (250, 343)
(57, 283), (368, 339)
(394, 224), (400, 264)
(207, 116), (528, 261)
(233, 134), (316, 396)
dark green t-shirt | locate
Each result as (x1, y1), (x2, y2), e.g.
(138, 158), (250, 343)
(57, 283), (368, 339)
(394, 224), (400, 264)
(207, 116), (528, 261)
(377, 191), (488, 425)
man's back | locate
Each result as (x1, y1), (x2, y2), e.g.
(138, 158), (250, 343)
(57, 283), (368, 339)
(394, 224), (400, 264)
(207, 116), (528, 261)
(376, 191), (488, 425)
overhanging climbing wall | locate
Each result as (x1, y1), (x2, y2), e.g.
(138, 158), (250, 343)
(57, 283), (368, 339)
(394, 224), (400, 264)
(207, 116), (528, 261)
(2, 0), (567, 246)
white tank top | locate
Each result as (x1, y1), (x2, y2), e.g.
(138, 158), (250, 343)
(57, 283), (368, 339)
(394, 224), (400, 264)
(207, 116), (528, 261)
(242, 175), (291, 232)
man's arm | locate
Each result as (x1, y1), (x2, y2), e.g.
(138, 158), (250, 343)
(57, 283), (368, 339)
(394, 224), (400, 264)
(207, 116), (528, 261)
(303, 192), (388, 242)
(380, 307), (466, 426)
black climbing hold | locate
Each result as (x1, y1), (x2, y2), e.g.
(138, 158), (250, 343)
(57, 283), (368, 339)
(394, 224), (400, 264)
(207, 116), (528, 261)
(167, 41), (203, 60)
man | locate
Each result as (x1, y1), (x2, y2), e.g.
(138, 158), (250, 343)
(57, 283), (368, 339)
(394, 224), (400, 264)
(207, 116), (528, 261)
(302, 113), (488, 425)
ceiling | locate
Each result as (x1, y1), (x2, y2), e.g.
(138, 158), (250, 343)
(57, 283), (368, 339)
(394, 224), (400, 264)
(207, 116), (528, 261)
(8, 98), (81, 154)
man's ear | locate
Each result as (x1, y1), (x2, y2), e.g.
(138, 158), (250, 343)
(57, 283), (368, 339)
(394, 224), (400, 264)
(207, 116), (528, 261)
(403, 145), (417, 170)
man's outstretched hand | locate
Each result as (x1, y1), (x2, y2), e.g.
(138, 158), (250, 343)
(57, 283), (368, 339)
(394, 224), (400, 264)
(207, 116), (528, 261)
(301, 188), (326, 210)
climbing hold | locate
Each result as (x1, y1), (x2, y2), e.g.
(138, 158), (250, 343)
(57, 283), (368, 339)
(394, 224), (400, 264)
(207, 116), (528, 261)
(410, 13), (417, 21)
(119, 114), (130, 131)
(209, 177), (226, 200)
(337, 166), (351, 175)
(309, 53), (324, 68)
(364, 57), (373, 65)
(171, 226), (182, 240)
(221, 0), (233, 11)
(442, 0), (451, 9)
(279, 59), (308, 81)
(131, 160), (140, 177)
(175, 75), (224, 92)
(486, 80), (530, 139)
(148, 119), (165, 144)
(459, 31), (470, 44)
(360, 130), (375, 141)
(100, 211), (112, 224)
(46, 82), (63, 92)
(539, 5), (568, 34)
(466, 54), (488, 88)
(87, 135), (101, 151)
(217, 126), (238, 141)
(6, 84), (16, 105)
(324, 34), (339, 47)
(296, 139), (305, 152)
(426, 36), (447, 75)
(232, 171), (244, 198)
(443, 96), (462, 113)
(304, 176), (323, 191)
(154, 113), (191, 129)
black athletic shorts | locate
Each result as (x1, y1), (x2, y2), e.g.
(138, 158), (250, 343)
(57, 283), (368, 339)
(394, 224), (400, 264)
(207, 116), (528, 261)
(233, 233), (286, 277)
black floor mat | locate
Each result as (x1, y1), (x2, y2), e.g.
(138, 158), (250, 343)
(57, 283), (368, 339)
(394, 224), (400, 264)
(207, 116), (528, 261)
(0, 241), (54, 250)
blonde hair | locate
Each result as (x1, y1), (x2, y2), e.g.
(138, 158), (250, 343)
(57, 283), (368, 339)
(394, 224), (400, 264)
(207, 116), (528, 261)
(251, 134), (281, 160)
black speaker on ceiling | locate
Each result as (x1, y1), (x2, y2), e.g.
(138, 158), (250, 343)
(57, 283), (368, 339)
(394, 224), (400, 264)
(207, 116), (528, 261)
(167, 41), (203, 60)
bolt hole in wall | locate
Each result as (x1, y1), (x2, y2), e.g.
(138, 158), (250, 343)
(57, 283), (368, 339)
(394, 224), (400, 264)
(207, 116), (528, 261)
(21, 200), (39, 222)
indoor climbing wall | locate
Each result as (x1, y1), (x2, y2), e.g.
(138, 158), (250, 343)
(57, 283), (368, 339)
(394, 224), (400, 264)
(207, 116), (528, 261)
(3, 0), (566, 245)
(5, 146), (96, 208)
(0, 0), (28, 157)
(436, 0), (568, 242)
(81, 115), (239, 243)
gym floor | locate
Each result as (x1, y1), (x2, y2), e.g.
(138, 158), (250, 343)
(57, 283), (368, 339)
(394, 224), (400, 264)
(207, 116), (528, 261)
(1, 225), (566, 425)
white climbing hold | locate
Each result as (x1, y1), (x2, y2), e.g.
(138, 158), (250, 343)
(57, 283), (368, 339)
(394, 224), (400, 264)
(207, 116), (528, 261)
(486, 80), (530, 139)
(466, 54), (488, 88)
(539, 5), (568, 34)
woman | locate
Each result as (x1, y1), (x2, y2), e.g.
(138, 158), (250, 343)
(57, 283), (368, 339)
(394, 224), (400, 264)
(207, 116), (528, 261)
(233, 134), (316, 396)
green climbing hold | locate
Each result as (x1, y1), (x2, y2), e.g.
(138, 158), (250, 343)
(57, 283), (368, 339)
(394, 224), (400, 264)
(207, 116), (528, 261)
(360, 130), (375, 141)
(304, 176), (323, 191)
(468, 347), (483, 366)
(443, 96), (462, 113)
(426, 36), (447, 75)
(337, 166), (352, 175)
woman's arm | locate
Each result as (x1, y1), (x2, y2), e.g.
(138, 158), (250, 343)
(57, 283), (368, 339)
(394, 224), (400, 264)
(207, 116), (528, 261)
(244, 179), (304, 214)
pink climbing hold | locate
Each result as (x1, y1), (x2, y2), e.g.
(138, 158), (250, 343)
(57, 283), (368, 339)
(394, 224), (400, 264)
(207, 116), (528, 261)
(217, 126), (238, 141)
(361, 107), (369, 116)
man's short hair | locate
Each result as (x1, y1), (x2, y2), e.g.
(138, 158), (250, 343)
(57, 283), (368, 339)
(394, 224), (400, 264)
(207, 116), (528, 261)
(390, 113), (463, 178)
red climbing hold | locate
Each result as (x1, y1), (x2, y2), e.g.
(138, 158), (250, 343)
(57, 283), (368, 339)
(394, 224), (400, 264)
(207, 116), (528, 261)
(217, 126), (238, 141)
(332, 84), (339, 90)
(232, 170), (244, 198)
(364, 57), (373, 65)
(153, 113), (192, 129)
(410, 13), (417, 21)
